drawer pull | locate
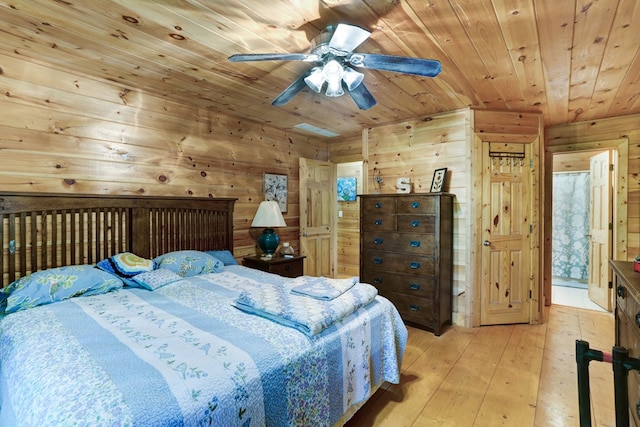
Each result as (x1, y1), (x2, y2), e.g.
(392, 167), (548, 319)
(374, 238), (384, 245)
(375, 219), (383, 225)
(373, 277), (383, 285)
(636, 311), (640, 328)
(617, 285), (626, 298)
(410, 304), (420, 312)
(410, 241), (421, 248)
(411, 201), (420, 209)
(410, 262), (421, 269)
(373, 258), (383, 265)
(411, 220), (420, 227)
(375, 202), (382, 208)
(409, 283), (421, 291)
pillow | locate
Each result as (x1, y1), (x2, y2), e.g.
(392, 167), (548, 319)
(131, 269), (184, 291)
(153, 250), (223, 277)
(205, 250), (238, 266)
(97, 252), (156, 278)
(1, 265), (123, 314)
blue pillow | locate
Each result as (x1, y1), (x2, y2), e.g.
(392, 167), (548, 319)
(205, 250), (238, 266)
(97, 252), (156, 278)
(153, 250), (223, 277)
(131, 269), (184, 291)
(1, 265), (123, 314)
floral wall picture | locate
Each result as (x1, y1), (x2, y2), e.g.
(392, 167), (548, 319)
(264, 173), (287, 212)
(337, 177), (357, 201)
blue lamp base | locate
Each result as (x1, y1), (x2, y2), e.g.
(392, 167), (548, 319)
(257, 228), (280, 258)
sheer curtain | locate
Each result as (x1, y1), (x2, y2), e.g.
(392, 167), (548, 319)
(552, 172), (590, 280)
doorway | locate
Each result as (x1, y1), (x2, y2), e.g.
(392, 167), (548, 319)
(550, 150), (612, 312)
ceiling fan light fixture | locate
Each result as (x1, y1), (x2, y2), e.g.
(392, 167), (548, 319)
(322, 60), (344, 97)
(304, 67), (325, 93)
(342, 66), (364, 91)
(325, 76), (344, 97)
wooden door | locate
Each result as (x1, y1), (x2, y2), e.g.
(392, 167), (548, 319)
(588, 151), (612, 311)
(481, 143), (532, 325)
(299, 158), (336, 277)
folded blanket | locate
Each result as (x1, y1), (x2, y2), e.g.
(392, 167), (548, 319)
(290, 276), (357, 300)
(234, 281), (378, 337)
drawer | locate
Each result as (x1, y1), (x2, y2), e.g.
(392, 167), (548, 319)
(361, 215), (395, 232)
(361, 197), (396, 214)
(397, 215), (435, 233)
(361, 270), (436, 299)
(396, 196), (437, 214)
(618, 310), (640, 357)
(619, 285), (640, 327)
(361, 251), (435, 276)
(269, 259), (304, 278)
(362, 232), (435, 256)
(383, 292), (435, 328)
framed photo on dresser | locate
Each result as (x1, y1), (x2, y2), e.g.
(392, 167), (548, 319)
(430, 168), (447, 193)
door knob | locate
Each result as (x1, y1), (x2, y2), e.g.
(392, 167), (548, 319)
(483, 240), (491, 247)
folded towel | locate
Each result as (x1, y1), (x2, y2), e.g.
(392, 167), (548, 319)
(234, 281), (378, 337)
(290, 276), (357, 300)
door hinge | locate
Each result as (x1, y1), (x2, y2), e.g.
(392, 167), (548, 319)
(529, 290), (532, 299)
(608, 281), (613, 289)
(530, 159), (533, 168)
(530, 224), (533, 233)
(609, 163), (614, 171)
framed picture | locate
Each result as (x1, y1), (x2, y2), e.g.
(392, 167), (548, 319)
(263, 173), (288, 212)
(430, 168), (447, 193)
(337, 177), (357, 201)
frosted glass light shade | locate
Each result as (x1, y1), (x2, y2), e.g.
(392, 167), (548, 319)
(342, 66), (364, 90)
(304, 67), (325, 93)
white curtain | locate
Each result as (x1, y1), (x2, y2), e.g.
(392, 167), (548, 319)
(552, 172), (590, 280)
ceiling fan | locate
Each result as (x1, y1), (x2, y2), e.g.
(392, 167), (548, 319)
(228, 23), (442, 110)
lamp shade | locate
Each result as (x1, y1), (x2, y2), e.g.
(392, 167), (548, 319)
(251, 201), (286, 228)
(251, 201), (286, 257)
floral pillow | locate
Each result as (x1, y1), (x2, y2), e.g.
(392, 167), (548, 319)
(153, 250), (223, 277)
(0, 265), (123, 314)
(97, 252), (156, 278)
(131, 269), (184, 291)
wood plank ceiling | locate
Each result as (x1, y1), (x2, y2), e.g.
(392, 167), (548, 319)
(1, 0), (639, 138)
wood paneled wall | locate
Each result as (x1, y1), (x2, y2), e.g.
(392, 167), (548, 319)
(546, 114), (640, 261)
(0, 51), (328, 260)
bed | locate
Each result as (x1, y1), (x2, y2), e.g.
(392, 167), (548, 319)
(0, 192), (407, 426)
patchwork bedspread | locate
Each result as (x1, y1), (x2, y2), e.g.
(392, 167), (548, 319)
(0, 266), (407, 427)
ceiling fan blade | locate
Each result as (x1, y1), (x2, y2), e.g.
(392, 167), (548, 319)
(328, 23), (371, 53)
(271, 69), (312, 106)
(229, 53), (317, 62)
(348, 53), (442, 77)
(346, 82), (377, 110)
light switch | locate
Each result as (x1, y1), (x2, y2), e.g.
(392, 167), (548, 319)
(338, 210), (343, 218)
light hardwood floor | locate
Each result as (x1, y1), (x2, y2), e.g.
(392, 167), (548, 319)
(346, 305), (615, 426)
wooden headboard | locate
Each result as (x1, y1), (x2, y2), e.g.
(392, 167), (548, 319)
(0, 192), (236, 288)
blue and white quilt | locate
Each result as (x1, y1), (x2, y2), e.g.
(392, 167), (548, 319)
(0, 265), (407, 427)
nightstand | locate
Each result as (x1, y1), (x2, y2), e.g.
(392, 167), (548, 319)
(242, 255), (305, 278)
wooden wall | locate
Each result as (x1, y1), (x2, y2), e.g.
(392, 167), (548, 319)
(546, 114), (640, 262)
(0, 51), (329, 260)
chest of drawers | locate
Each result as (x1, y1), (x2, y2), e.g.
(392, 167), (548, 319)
(612, 260), (640, 425)
(360, 193), (453, 335)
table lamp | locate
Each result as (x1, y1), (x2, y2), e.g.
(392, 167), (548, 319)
(251, 200), (286, 258)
